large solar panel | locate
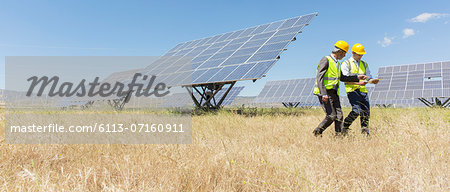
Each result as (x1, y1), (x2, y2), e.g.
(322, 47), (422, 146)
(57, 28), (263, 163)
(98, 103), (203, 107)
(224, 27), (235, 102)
(254, 78), (317, 106)
(140, 13), (318, 87)
(370, 61), (450, 106)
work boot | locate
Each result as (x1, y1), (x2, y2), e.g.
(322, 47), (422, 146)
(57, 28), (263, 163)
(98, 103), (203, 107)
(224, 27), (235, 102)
(313, 127), (323, 137)
(361, 127), (370, 137)
(341, 127), (350, 136)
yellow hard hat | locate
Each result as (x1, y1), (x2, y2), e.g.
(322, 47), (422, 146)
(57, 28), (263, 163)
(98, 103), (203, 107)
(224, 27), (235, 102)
(334, 40), (349, 53)
(351, 43), (366, 55)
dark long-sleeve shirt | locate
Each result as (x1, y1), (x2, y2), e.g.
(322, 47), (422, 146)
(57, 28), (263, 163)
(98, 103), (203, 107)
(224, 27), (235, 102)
(316, 55), (360, 96)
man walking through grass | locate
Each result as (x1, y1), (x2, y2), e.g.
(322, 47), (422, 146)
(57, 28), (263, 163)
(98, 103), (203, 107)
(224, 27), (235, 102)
(313, 40), (367, 136)
(341, 43), (379, 136)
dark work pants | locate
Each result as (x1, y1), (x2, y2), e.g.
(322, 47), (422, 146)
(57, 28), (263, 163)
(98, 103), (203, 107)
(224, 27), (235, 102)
(344, 89), (370, 129)
(317, 89), (343, 133)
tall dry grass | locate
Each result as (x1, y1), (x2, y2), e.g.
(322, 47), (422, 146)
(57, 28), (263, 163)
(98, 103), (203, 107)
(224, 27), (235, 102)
(0, 108), (448, 191)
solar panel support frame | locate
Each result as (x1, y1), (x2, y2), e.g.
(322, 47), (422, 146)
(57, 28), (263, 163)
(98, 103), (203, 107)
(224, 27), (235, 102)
(374, 104), (393, 108)
(282, 102), (300, 108)
(417, 97), (450, 108)
(184, 81), (236, 110)
(106, 92), (133, 111)
(81, 101), (95, 109)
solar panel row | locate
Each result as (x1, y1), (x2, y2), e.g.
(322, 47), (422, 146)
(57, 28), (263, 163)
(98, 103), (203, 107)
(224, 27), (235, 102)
(218, 86), (245, 106)
(370, 98), (425, 107)
(254, 78), (316, 104)
(371, 61), (450, 105)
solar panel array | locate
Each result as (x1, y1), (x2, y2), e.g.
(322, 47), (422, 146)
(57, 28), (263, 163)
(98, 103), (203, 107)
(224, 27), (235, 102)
(140, 13), (318, 87)
(370, 61), (450, 106)
(217, 86), (245, 106)
(254, 78), (317, 105)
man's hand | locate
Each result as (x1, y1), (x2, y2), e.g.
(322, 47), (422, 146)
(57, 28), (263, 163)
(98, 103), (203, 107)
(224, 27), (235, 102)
(358, 75), (368, 80)
(356, 81), (368, 86)
(370, 79), (380, 84)
(322, 95), (329, 104)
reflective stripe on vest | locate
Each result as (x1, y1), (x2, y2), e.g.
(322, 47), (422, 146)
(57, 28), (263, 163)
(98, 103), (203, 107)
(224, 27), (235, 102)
(313, 56), (341, 96)
(344, 59), (367, 93)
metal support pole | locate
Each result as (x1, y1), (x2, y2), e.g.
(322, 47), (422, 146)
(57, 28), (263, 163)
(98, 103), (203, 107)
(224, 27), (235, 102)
(442, 98), (450, 108)
(186, 86), (201, 107)
(418, 97), (433, 108)
(187, 82), (236, 110)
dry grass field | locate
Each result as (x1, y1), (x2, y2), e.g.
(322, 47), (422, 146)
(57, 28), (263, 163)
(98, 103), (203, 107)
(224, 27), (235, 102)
(0, 107), (449, 191)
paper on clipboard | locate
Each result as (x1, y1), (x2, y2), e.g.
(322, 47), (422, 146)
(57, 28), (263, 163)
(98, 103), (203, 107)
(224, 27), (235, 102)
(366, 78), (381, 84)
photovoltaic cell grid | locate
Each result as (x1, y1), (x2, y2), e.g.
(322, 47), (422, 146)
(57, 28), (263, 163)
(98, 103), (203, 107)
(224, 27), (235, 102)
(366, 86), (374, 96)
(141, 13), (318, 86)
(218, 86), (245, 106)
(370, 61), (450, 106)
(254, 78), (317, 105)
(194, 86), (245, 106)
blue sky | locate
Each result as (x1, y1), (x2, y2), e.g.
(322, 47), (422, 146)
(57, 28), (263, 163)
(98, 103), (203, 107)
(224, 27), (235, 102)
(1, 0), (450, 96)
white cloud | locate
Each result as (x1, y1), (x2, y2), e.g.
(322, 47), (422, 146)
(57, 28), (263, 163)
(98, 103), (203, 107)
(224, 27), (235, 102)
(409, 13), (449, 23)
(378, 36), (394, 47)
(445, 21), (449, 24)
(402, 28), (415, 38)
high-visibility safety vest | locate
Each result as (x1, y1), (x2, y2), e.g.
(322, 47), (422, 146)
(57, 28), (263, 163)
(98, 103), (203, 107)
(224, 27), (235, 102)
(313, 56), (341, 96)
(343, 59), (367, 93)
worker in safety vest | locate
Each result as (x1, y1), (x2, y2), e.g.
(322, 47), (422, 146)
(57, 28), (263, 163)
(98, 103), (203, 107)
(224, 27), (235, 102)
(313, 40), (368, 136)
(341, 43), (379, 136)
